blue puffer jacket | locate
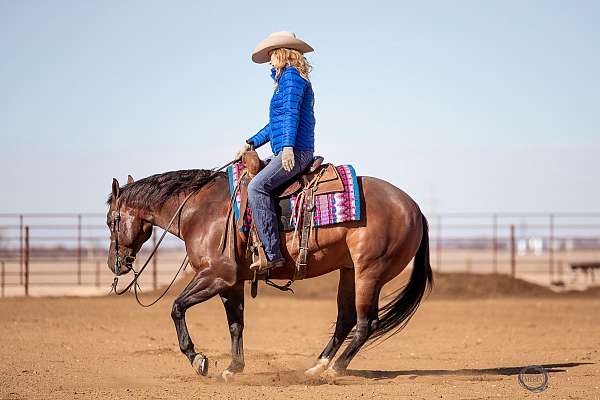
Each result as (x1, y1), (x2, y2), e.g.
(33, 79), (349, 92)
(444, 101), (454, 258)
(247, 65), (315, 154)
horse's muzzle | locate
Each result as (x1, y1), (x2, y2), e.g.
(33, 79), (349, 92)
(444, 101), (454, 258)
(110, 254), (136, 276)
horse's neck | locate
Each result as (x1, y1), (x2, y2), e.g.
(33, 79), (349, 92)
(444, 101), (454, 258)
(148, 176), (229, 239)
(148, 198), (189, 239)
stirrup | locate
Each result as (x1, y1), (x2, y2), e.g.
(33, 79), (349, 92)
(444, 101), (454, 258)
(249, 242), (269, 272)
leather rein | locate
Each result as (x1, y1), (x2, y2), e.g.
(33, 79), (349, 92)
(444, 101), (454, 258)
(109, 160), (235, 306)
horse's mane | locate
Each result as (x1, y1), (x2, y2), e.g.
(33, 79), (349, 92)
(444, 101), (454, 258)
(106, 169), (226, 210)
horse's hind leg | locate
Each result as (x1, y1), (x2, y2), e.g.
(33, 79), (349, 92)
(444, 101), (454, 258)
(219, 281), (245, 380)
(305, 268), (356, 376)
(171, 269), (229, 376)
(328, 272), (381, 375)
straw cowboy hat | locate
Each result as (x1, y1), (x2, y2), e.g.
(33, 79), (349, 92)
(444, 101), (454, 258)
(251, 31), (314, 64)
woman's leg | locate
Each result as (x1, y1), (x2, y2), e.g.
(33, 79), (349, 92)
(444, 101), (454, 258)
(248, 150), (314, 262)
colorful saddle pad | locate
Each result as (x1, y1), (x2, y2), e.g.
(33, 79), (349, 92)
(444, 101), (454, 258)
(226, 162), (361, 232)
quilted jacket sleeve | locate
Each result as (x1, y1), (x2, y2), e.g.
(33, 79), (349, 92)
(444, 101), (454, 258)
(246, 123), (271, 149)
(279, 68), (307, 148)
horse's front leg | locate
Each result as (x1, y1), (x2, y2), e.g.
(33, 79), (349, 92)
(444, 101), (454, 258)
(171, 268), (229, 376)
(219, 281), (245, 381)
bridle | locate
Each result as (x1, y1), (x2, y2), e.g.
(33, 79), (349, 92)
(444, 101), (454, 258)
(109, 204), (136, 278)
(109, 160), (235, 305)
(109, 200), (146, 296)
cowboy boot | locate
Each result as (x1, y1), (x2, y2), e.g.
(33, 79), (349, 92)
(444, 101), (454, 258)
(250, 256), (285, 272)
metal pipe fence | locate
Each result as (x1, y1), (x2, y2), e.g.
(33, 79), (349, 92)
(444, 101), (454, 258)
(0, 213), (187, 296)
(0, 212), (599, 296)
(428, 213), (600, 288)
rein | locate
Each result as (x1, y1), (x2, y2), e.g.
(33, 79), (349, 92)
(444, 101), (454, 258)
(109, 160), (235, 305)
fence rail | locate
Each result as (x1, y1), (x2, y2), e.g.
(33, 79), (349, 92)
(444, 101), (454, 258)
(1, 212), (599, 296)
(0, 213), (188, 296)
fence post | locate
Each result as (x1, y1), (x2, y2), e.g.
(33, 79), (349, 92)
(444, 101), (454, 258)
(1, 261), (5, 298)
(19, 215), (23, 284)
(492, 214), (498, 273)
(436, 215), (442, 272)
(95, 260), (101, 288)
(558, 260), (563, 284)
(152, 228), (158, 291)
(24, 226), (30, 297)
(510, 224), (516, 279)
(549, 214), (554, 284)
(77, 214), (82, 285)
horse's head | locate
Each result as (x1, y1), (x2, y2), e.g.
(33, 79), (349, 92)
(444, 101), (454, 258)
(106, 176), (153, 275)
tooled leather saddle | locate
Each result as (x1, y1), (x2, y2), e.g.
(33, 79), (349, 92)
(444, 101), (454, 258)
(241, 151), (344, 197)
(227, 150), (345, 292)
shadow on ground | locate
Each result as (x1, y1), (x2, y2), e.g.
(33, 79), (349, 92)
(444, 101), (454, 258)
(346, 362), (593, 380)
(202, 362), (593, 387)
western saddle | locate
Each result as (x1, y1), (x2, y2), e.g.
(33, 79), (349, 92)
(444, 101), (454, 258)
(241, 151), (344, 197)
(221, 150), (345, 295)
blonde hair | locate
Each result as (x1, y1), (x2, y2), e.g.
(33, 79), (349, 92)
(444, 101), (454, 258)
(269, 48), (312, 82)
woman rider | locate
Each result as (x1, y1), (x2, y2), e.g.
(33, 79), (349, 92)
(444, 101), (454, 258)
(234, 31), (316, 270)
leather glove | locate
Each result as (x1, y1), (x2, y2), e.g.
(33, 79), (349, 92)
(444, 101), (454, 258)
(234, 143), (252, 161)
(282, 147), (295, 172)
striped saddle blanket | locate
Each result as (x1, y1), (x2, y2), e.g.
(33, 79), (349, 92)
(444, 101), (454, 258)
(226, 162), (361, 232)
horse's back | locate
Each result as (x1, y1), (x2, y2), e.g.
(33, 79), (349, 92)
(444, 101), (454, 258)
(358, 175), (422, 224)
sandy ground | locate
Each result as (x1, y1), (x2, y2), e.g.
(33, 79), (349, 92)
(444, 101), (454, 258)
(1, 274), (599, 400)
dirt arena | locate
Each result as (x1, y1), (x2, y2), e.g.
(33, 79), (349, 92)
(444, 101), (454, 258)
(1, 272), (599, 399)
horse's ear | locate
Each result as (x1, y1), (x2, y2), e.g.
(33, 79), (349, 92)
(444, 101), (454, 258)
(112, 178), (120, 199)
(127, 175), (134, 184)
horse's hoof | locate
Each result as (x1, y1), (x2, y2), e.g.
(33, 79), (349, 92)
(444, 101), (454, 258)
(305, 358), (330, 377)
(191, 354), (209, 376)
(322, 366), (343, 381)
(221, 369), (235, 382)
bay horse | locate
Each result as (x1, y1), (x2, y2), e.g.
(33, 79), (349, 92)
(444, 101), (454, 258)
(106, 168), (433, 380)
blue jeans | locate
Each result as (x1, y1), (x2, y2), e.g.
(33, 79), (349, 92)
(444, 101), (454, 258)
(247, 149), (314, 261)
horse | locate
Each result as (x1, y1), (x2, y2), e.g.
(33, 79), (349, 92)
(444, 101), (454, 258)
(106, 167), (433, 380)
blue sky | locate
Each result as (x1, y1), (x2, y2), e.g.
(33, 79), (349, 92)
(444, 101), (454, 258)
(1, 0), (598, 214)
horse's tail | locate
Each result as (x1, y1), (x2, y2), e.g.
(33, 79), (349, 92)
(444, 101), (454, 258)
(367, 213), (434, 344)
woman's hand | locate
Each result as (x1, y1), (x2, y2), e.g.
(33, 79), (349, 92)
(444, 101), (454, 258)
(282, 147), (295, 172)
(234, 143), (252, 161)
